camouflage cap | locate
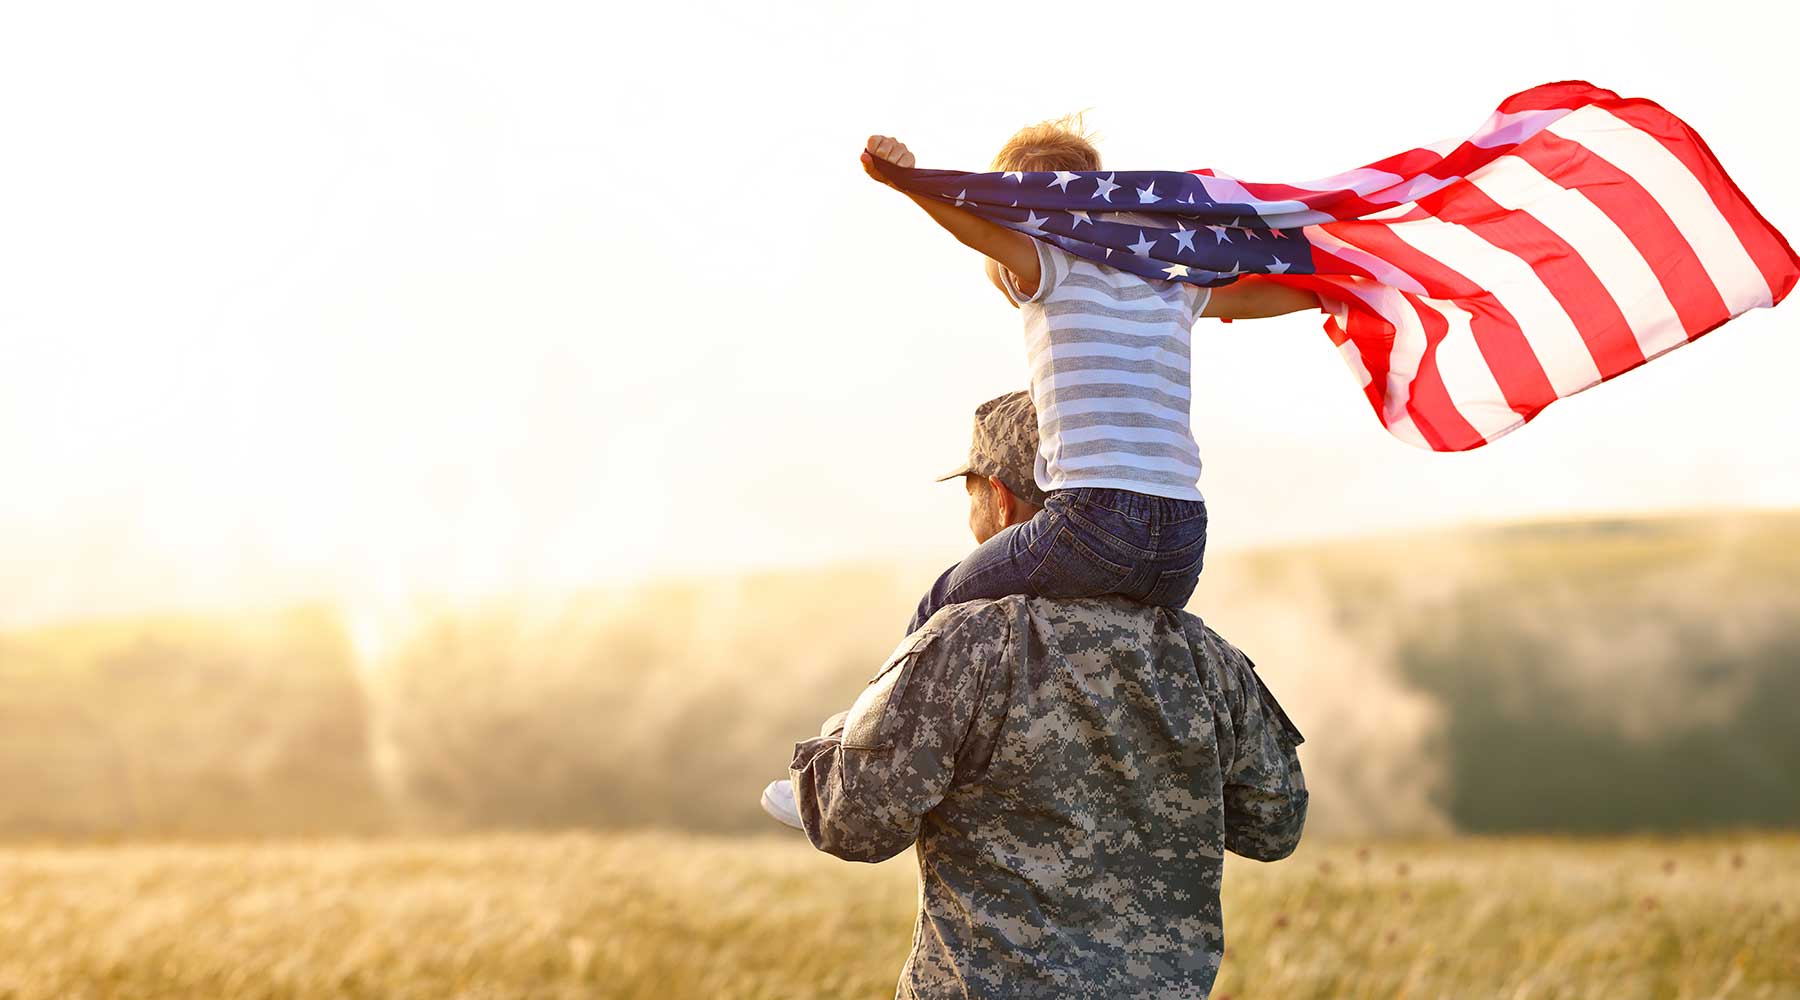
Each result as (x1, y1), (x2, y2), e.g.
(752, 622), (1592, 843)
(935, 390), (1049, 508)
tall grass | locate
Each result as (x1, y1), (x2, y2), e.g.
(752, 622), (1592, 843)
(0, 833), (1792, 999)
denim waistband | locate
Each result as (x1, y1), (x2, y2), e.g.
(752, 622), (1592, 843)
(1049, 487), (1207, 521)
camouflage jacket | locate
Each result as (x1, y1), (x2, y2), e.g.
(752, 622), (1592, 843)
(789, 595), (1307, 1000)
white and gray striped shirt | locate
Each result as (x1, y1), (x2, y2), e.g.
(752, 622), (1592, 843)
(1005, 240), (1209, 501)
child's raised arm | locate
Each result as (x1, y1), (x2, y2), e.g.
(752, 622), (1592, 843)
(1202, 278), (1321, 320)
(863, 136), (1042, 297)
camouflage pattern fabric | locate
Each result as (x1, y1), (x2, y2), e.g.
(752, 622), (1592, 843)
(789, 595), (1308, 1000)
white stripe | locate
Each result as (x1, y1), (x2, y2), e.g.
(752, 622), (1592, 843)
(1548, 106), (1771, 310)
(1421, 136), (1463, 157)
(1468, 154), (1688, 360)
(1360, 202), (1423, 222)
(1035, 341), (1190, 369)
(1037, 475), (1205, 500)
(1055, 451), (1200, 476)
(1190, 172), (1335, 228)
(1468, 108), (1568, 149)
(1334, 336), (1374, 390)
(1039, 367), (1190, 399)
(1367, 173), (1458, 206)
(1054, 423), (1199, 448)
(1386, 412), (1432, 449)
(1386, 213), (1604, 397)
(1032, 309), (1193, 340)
(1414, 298), (1519, 441)
(1047, 281), (1192, 316)
(1041, 394), (1189, 423)
(1192, 173), (1310, 215)
(1285, 167), (1405, 194)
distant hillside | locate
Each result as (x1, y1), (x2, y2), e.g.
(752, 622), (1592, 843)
(0, 512), (1795, 839)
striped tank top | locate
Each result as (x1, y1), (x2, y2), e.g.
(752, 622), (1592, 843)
(1004, 240), (1210, 501)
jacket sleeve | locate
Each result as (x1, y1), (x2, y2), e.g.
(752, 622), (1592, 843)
(1219, 638), (1309, 862)
(788, 607), (1002, 863)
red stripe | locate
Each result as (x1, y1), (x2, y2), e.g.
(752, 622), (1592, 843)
(1607, 100), (1800, 306)
(1340, 306), (1391, 417)
(1499, 81), (1619, 114)
(1513, 132), (1730, 339)
(1324, 218), (1559, 420)
(1416, 181), (1647, 379)
(1315, 306), (1393, 424)
(1395, 292), (1485, 451)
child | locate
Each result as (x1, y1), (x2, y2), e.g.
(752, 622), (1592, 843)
(863, 118), (1321, 635)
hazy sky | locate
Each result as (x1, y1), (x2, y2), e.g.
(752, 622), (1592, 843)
(2, 0), (1796, 626)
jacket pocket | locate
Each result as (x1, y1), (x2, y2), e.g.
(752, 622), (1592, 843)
(842, 632), (930, 750)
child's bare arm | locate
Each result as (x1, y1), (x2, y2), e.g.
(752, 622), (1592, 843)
(1203, 278), (1321, 319)
(863, 135), (1042, 297)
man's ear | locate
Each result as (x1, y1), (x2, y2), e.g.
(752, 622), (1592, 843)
(988, 475), (1015, 521)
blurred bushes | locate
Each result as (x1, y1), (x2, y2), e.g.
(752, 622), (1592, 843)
(375, 569), (920, 832)
(1386, 517), (1800, 833)
(1, 515), (1797, 839)
(0, 607), (386, 837)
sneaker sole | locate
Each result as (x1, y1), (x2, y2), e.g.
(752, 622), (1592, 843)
(760, 782), (805, 831)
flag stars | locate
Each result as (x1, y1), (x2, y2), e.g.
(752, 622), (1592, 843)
(1269, 228), (1290, 240)
(954, 190), (969, 207)
(1019, 211), (1049, 234)
(1266, 258), (1292, 274)
(1051, 170), (1081, 191)
(1137, 181), (1160, 204)
(1067, 209), (1092, 228)
(1170, 224), (1197, 253)
(1091, 173), (1121, 202)
(1163, 263), (1192, 280)
(1128, 231), (1158, 257)
(1003, 170), (1025, 182)
(1207, 225), (1232, 244)
(1244, 228), (1262, 241)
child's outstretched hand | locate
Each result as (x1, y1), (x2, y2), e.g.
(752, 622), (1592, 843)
(862, 135), (916, 185)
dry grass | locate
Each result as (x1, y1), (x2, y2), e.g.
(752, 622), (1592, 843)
(0, 832), (1794, 999)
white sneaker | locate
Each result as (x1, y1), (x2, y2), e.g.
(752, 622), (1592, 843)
(760, 779), (805, 831)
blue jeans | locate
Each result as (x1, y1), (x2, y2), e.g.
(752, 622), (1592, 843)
(907, 488), (1208, 635)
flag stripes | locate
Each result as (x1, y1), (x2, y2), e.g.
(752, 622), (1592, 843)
(877, 81), (1798, 451)
(1278, 86), (1796, 449)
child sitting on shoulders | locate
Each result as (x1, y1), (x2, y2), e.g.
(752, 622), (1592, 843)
(861, 117), (1319, 634)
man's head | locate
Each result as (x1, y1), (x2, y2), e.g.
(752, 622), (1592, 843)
(963, 472), (1036, 544)
(938, 391), (1046, 544)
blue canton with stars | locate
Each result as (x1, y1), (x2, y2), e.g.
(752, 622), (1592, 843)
(870, 161), (1314, 288)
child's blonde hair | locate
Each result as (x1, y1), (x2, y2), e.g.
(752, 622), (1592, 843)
(991, 113), (1101, 173)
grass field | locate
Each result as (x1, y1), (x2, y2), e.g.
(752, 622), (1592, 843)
(1, 832), (1795, 1000)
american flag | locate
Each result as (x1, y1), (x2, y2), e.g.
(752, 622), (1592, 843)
(872, 81), (1798, 451)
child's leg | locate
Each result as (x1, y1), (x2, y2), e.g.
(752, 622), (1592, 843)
(1023, 489), (1208, 609)
(905, 494), (1142, 634)
(1138, 500), (1208, 608)
(905, 518), (1042, 634)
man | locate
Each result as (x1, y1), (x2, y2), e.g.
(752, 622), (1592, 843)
(907, 390), (1047, 634)
(769, 391), (1308, 999)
